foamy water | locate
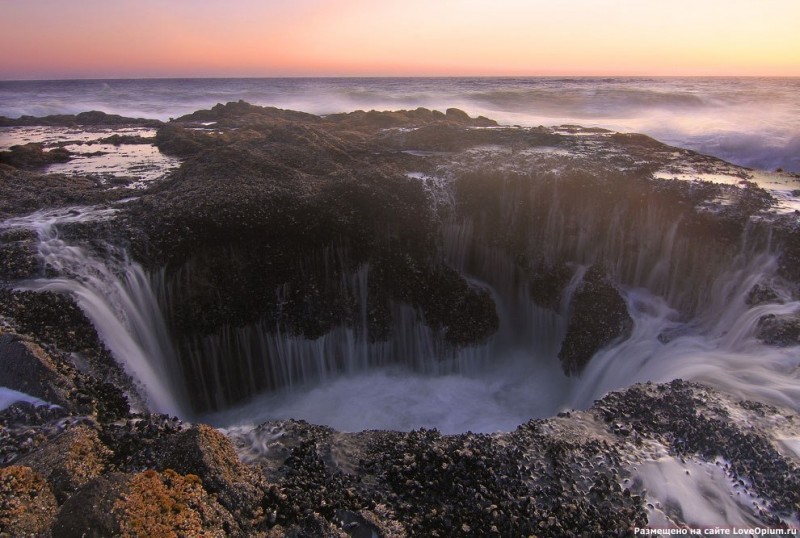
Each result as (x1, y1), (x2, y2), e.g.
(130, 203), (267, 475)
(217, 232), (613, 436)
(2, 77), (799, 172)
(2, 78), (799, 530)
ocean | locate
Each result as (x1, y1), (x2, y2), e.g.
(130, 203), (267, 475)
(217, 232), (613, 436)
(3, 76), (800, 530)
(1, 76), (799, 173)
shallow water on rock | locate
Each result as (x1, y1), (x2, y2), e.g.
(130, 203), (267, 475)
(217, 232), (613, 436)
(0, 125), (180, 187)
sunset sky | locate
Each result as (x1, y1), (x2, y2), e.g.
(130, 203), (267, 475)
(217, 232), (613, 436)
(1, 0), (798, 79)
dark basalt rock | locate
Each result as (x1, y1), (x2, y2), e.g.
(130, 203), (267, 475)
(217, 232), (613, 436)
(114, 103), (506, 411)
(747, 283), (782, 306)
(14, 425), (112, 503)
(153, 424), (264, 528)
(2, 375), (797, 535)
(529, 263), (575, 311)
(756, 313), (800, 346)
(0, 332), (76, 410)
(595, 380), (800, 524)
(0, 110), (163, 128)
(0, 228), (39, 281)
(0, 143), (71, 170)
(369, 250), (499, 345)
(51, 472), (129, 538)
(2, 105), (799, 534)
(558, 266), (633, 375)
(0, 165), (123, 220)
(0, 289), (106, 355)
(0, 289), (131, 421)
(153, 123), (208, 156)
(93, 134), (155, 146)
(53, 469), (241, 537)
(173, 99), (319, 127)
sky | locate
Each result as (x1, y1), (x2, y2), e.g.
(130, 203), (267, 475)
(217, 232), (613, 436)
(1, 0), (798, 79)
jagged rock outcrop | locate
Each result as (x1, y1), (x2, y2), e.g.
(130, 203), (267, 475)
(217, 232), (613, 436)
(116, 103), (505, 409)
(0, 333), (76, 410)
(0, 290), (132, 422)
(53, 469), (240, 537)
(558, 267), (634, 375)
(756, 312), (800, 346)
(0, 380), (796, 536)
(14, 426), (111, 503)
(2, 105), (799, 534)
(0, 111), (162, 128)
(0, 143), (71, 170)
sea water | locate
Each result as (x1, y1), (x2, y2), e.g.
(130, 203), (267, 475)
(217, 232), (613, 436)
(1, 77), (799, 432)
(2, 76), (799, 173)
(2, 77), (799, 532)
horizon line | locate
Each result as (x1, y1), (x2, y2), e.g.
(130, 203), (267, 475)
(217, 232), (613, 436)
(2, 73), (800, 83)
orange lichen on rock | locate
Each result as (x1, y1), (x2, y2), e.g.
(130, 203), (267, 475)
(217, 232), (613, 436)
(111, 469), (235, 538)
(16, 424), (112, 502)
(0, 465), (58, 536)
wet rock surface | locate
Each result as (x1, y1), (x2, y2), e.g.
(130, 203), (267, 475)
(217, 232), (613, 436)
(0, 333), (76, 409)
(106, 102), (791, 411)
(0, 289), (133, 422)
(0, 228), (39, 281)
(0, 143), (71, 169)
(3, 380), (794, 536)
(0, 165), (119, 220)
(558, 266), (634, 375)
(756, 312), (800, 346)
(0, 111), (163, 128)
(1, 104), (799, 534)
(4, 103), (795, 410)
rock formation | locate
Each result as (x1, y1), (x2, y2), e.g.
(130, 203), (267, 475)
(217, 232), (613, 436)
(559, 266), (634, 375)
(1, 103), (798, 534)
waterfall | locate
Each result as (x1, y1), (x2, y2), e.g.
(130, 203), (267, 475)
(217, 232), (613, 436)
(3, 193), (798, 431)
(1, 206), (188, 417)
(570, 274), (800, 412)
(164, 263), (499, 412)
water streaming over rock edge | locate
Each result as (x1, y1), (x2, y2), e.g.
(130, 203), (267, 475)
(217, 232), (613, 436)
(3, 188), (798, 433)
(1, 206), (188, 417)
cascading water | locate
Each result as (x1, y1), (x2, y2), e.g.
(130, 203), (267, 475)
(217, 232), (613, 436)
(3, 183), (799, 434)
(164, 260), (500, 413)
(200, 169), (800, 431)
(1, 206), (188, 417)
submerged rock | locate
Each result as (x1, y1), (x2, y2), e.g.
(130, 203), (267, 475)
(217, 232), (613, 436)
(747, 283), (783, 306)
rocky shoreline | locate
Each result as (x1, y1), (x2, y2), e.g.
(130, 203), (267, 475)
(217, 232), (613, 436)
(1, 103), (799, 534)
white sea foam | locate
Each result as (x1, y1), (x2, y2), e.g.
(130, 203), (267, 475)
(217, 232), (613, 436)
(2, 77), (799, 172)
